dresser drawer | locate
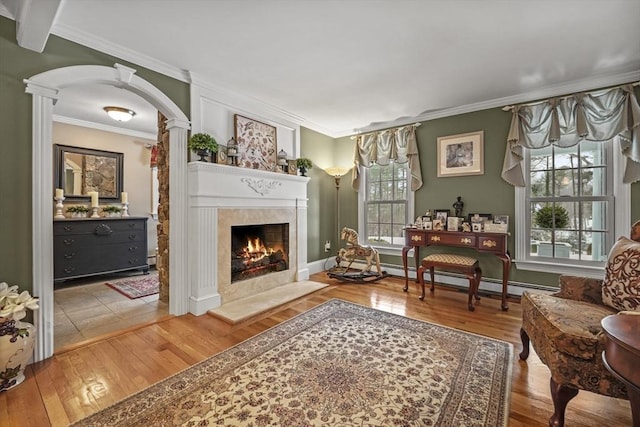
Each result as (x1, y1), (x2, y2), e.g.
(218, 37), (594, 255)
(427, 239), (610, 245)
(54, 217), (148, 281)
(54, 218), (146, 235)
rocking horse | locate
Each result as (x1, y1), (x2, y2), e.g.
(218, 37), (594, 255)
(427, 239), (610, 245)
(327, 227), (388, 283)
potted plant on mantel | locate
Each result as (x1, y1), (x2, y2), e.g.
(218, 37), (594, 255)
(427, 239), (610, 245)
(188, 132), (218, 162)
(295, 158), (313, 177)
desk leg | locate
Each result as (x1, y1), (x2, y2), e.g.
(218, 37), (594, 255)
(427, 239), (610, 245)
(497, 254), (511, 311)
(402, 246), (411, 291)
(413, 247), (420, 283)
(629, 387), (640, 427)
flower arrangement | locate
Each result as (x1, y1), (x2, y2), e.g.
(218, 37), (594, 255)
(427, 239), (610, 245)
(102, 205), (122, 214)
(0, 282), (39, 321)
(66, 205), (90, 213)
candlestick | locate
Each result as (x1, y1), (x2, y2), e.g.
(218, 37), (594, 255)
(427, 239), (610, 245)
(89, 191), (99, 208)
(54, 196), (65, 219)
(90, 206), (100, 218)
(122, 202), (129, 217)
(55, 188), (64, 199)
(121, 191), (128, 204)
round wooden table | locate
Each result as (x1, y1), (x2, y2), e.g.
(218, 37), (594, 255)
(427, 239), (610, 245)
(601, 314), (640, 427)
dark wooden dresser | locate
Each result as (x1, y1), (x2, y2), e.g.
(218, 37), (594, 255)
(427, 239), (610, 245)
(54, 217), (149, 281)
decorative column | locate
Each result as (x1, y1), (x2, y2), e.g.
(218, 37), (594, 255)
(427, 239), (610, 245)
(296, 197), (310, 281)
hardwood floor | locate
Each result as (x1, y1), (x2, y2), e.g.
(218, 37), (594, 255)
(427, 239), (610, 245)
(1, 273), (632, 426)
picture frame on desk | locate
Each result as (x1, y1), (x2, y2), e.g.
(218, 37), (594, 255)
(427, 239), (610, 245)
(434, 209), (450, 223)
(468, 213), (493, 224)
(432, 219), (444, 231)
(447, 216), (461, 232)
(484, 222), (509, 233)
(494, 215), (509, 226)
(423, 221), (433, 230)
(472, 223), (482, 232)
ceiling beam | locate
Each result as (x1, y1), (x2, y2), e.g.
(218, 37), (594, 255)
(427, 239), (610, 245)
(15, 0), (62, 52)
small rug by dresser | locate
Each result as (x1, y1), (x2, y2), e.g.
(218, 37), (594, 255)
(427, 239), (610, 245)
(105, 275), (159, 299)
(72, 299), (513, 426)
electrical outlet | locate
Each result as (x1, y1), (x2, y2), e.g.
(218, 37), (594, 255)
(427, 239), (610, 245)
(324, 240), (331, 252)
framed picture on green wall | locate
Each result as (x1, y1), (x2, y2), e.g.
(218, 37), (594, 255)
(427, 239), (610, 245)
(437, 131), (484, 177)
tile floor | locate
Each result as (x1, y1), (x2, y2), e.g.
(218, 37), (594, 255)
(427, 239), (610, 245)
(54, 270), (169, 350)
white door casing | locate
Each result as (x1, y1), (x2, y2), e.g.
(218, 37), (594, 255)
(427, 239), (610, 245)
(25, 63), (190, 362)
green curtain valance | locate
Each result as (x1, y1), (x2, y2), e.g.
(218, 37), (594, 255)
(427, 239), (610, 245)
(351, 124), (423, 191)
(502, 84), (640, 186)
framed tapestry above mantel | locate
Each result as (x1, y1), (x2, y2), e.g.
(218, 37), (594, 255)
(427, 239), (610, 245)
(234, 114), (277, 171)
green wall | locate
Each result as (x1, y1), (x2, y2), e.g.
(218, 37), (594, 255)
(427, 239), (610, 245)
(0, 16), (190, 293)
(300, 127), (338, 262)
(309, 100), (640, 287)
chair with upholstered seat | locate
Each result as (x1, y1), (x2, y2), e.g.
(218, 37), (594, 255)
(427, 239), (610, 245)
(418, 253), (482, 311)
(519, 220), (640, 427)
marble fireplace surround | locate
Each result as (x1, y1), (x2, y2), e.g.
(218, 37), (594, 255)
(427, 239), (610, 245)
(188, 162), (310, 315)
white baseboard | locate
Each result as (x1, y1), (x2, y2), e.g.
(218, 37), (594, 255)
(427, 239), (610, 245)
(307, 257), (556, 297)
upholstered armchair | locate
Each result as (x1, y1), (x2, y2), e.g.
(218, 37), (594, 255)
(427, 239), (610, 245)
(520, 222), (640, 427)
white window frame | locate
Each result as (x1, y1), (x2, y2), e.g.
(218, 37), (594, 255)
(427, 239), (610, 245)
(358, 162), (414, 256)
(514, 138), (631, 279)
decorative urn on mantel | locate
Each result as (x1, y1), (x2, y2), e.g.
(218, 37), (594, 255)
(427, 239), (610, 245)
(0, 282), (39, 392)
(188, 132), (219, 162)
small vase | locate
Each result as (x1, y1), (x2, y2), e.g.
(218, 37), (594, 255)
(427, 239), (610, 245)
(0, 318), (36, 391)
(298, 166), (307, 177)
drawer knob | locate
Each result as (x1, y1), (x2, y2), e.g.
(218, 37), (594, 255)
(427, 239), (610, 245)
(128, 246), (138, 252)
(64, 252), (75, 259)
(63, 238), (75, 245)
(129, 258), (138, 264)
(460, 237), (472, 245)
(482, 240), (498, 248)
(64, 267), (75, 273)
(94, 224), (113, 236)
(128, 234), (137, 240)
(63, 225), (73, 232)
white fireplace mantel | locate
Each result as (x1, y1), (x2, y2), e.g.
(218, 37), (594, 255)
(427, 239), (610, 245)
(187, 162), (310, 315)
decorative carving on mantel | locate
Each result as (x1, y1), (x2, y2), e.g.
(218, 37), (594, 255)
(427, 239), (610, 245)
(241, 177), (282, 196)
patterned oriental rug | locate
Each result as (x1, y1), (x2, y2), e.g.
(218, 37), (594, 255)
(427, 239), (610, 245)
(73, 299), (513, 426)
(105, 275), (159, 299)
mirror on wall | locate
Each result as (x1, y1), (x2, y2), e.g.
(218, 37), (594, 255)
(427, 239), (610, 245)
(54, 144), (124, 202)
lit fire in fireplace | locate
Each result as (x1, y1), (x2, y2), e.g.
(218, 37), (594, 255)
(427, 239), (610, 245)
(242, 237), (275, 264)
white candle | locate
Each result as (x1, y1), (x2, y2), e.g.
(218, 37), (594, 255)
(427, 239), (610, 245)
(90, 191), (99, 207)
(121, 191), (128, 204)
(55, 188), (64, 199)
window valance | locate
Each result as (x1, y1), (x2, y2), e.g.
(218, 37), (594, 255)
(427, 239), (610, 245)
(351, 124), (423, 191)
(501, 84), (640, 186)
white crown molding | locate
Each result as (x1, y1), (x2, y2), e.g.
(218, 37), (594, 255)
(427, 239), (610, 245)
(190, 71), (305, 128)
(53, 114), (157, 141)
(51, 23), (191, 83)
(350, 70), (640, 136)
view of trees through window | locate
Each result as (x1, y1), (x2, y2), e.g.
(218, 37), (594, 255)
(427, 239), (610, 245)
(365, 163), (408, 246)
(528, 141), (611, 262)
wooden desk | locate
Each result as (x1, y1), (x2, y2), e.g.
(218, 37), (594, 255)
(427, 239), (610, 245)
(601, 314), (640, 427)
(402, 228), (511, 311)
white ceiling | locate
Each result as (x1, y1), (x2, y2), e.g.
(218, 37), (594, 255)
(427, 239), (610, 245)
(3, 0), (640, 138)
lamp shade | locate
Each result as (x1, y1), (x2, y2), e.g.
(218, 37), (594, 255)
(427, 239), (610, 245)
(104, 106), (136, 122)
(324, 167), (351, 177)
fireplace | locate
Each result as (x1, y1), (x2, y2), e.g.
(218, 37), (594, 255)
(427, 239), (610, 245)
(231, 223), (289, 282)
(188, 162), (310, 314)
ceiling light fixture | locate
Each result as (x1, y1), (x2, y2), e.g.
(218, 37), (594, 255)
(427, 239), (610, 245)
(103, 106), (136, 122)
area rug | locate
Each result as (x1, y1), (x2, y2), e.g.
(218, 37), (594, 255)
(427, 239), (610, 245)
(73, 299), (513, 426)
(105, 275), (159, 299)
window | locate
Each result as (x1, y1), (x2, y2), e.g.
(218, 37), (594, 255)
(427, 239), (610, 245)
(516, 139), (630, 277)
(360, 162), (412, 249)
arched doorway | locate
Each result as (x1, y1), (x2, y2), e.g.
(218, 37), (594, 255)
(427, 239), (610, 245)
(25, 63), (190, 362)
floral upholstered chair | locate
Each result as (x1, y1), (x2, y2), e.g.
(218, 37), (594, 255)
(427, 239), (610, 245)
(519, 220), (640, 427)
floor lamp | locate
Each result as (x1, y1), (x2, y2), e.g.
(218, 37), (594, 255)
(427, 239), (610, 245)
(324, 167), (351, 249)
